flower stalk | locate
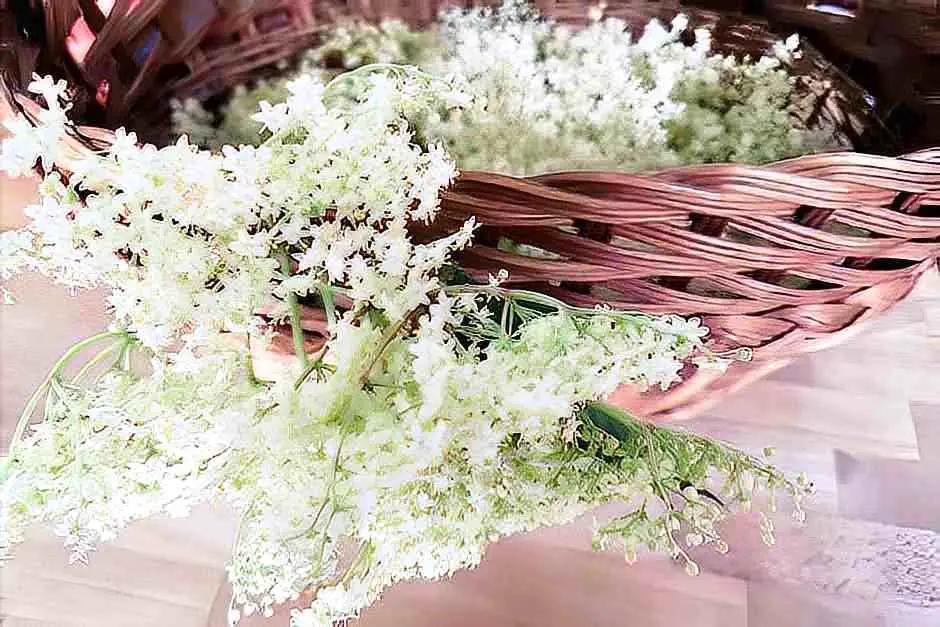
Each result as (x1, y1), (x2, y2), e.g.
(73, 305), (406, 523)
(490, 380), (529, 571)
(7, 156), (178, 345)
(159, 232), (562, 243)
(277, 249), (309, 368)
(8, 330), (129, 456)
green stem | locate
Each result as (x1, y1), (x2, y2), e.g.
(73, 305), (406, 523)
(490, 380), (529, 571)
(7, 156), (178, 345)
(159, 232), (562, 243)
(323, 63), (446, 97)
(446, 285), (652, 325)
(580, 401), (646, 444)
(72, 336), (132, 384)
(357, 307), (419, 385)
(227, 497), (259, 620)
(286, 435), (343, 542)
(8, 330), (128, 456)
(317, 282), (337, 331)
(245, 335), (259, 385)
(585, 402), (696, 564)
(277, 250), (308, 368)
(499, 297), (511, 337)
(293, 344), (331, 391)
(339, 541), (373, 586)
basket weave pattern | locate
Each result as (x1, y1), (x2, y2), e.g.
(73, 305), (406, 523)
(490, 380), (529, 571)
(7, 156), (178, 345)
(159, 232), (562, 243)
(435, 152), (940, 418)
(762, 0), (940, 148)
(3, 0), (940, 421)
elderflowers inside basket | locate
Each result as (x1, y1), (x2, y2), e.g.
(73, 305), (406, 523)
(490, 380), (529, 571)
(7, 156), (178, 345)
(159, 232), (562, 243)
(0, 67), (814, 626)
(173, 3), (872, 168)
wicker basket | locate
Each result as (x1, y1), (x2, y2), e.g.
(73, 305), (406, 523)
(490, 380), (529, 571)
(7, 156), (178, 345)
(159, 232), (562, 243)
(1, 0), (324, 136)
(758, 0), (940, 149)
(2, 0), (940, 421)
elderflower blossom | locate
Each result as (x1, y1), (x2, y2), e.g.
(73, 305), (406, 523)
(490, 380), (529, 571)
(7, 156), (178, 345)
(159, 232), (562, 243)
(172, 20), (437, 150)
(1, 66), (810, 627)
(2, 75), (71, 175)
(1, 69), (461, 350)
(310, 19), (440, 70)
(173, 2), (844, 172)
(423, 1), (845, 174)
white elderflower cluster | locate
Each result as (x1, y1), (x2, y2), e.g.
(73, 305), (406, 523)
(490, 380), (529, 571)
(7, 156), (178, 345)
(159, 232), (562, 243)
(1, 67), (811, 627)
(1, 338), (259, 561)
(173, 2), (841, 175)
(3, 70), (461, 351)
(172, 19), (437, 150)
(424, 1), (841, 174)
(310, 19), (439, 70)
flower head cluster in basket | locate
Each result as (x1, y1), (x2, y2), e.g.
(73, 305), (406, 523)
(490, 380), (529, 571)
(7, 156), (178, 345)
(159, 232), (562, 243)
(174, 1), (844, 174)
(1, 69), (812, 627)
(171, 19), (438, 151)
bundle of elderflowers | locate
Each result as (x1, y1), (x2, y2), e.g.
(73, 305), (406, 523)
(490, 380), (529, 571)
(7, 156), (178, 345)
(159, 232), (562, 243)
(0, 69), (812, 627)
(171, 19), (437, 150)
